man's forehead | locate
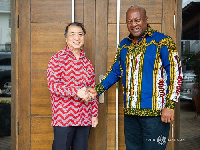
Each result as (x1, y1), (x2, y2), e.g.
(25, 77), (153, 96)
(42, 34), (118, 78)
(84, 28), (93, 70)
(68, 26), (83, 32)
(69, 31), (83, 33)
(126, 11), (145, 20)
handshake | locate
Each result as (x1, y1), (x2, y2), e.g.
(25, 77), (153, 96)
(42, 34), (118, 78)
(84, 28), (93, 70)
(77, 87), (97, 102)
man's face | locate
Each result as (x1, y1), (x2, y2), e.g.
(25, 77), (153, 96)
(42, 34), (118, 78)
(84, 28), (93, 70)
(66, 25), (84, 50)
(126, 8), (148, 40)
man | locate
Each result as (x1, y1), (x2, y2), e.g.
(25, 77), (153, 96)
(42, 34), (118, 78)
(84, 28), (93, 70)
(47, 22), (98, 150)
(88, 5), (182, 150)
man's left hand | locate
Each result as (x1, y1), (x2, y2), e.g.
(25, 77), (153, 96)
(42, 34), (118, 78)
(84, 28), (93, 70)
(92, 117), (98, 128)
(161, 108), (174, 123)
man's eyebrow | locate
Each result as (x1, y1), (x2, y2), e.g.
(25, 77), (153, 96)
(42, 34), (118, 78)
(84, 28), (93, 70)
(69, 31), (83, 34)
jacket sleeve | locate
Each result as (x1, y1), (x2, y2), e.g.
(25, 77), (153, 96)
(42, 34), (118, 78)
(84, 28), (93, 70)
(47, 54), (78, 97)
(160, 37), (183, 109)
(95, 47), (122, 95)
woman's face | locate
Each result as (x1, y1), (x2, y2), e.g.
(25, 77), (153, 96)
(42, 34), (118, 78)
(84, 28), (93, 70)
(66, 25), (85, 50)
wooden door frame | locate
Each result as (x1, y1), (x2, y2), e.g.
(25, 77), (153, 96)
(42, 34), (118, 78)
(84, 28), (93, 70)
(86, 0), (108, 149)
(11, 0), (109, 149)
(11, 0), (31, 149)
(11, 0), (18, 149)
(175, 0), (182, 149)
(93, 0), (108, 149)
(11, 0), (182, 149)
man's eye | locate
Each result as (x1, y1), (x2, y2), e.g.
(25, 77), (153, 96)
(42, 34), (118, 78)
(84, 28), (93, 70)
(135, 19), (141, 22)
(127, 20), (132, 24)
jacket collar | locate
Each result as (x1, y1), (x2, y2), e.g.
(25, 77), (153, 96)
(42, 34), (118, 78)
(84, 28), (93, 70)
(64, 45), (85, 58)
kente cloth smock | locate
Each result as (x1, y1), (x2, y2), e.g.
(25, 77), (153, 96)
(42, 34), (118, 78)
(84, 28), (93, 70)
(47, 46), (98, 126)
(95, 25), (182, 116)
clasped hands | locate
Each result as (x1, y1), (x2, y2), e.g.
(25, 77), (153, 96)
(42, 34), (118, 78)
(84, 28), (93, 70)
(77, 87), (97, 102)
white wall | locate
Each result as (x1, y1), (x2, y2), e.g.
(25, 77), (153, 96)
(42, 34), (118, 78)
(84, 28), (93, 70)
(0, 13), (11, 45)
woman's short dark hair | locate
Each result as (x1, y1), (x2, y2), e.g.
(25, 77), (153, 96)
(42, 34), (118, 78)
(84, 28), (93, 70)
(64, 22), (86, 37)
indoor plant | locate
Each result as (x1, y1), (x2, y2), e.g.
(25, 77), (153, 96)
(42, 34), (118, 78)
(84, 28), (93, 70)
(182, 51), (200, 86)
(182, 50), (200, 117)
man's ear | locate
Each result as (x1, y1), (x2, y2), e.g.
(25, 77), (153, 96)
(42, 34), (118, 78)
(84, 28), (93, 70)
(145, 16), (148, 23)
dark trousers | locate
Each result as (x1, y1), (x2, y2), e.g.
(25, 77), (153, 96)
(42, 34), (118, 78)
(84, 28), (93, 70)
(52, 126), (91, 150)
(124, 115), (170, 150)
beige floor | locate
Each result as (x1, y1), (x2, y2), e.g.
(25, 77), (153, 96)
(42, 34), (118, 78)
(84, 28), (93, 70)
(0, 136), (10, 150)
(179, 100), (200, 150)
(0, 100), (199, 150)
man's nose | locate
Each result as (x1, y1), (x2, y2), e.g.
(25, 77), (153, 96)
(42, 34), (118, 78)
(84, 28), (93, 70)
(131, 21), (138, 26)
(73, 34), (79, 40)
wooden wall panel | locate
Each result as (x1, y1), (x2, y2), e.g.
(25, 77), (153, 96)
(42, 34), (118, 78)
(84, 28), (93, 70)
(92, 0), (108, 150)
(30, 0), (74, 149)
(107, 119), (116, 147)
(18, 0), (31, 149)
(107, 24), (117, 70)
(107, 21), (118, 149)
(108, 102), (117, 115)
(83, 1), (96, 150)
(162, 0), (176, 39)
(31, 24), (66, 71)
(11, 0), (18, 149)
(31, 24), (66, 53)
(13, 0), (181, 149)
(75, 0), (84, 23)
(107, 1), (168, 150)
(162, 2), (176, 149)
(31, 118), (53, 150)
(108, 0), (117, 23)
(108, 0), (162, 24)
(162, 0), (181, 149)
(107, 118), (125, 149)
(83, 0), (95, 65)
(31, 53), (53, 71)
(118, 118), (125, 150)
(120, 0), (162, 24)
(175, 0), (182, 148)
(118, 80), (126, 150)
(31, 72), (49, 99)
(31, 0), (71, 23)
(31, 71), (51, 116)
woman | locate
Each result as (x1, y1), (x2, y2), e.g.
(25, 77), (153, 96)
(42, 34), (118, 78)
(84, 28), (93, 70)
(47, 22), (98, 150)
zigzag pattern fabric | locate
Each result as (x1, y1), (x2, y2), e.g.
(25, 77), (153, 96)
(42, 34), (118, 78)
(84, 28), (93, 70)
(47, 46), (98, 126)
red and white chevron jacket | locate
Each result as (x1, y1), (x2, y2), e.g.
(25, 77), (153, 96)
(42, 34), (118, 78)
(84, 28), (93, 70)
(47, 46), (98, 127)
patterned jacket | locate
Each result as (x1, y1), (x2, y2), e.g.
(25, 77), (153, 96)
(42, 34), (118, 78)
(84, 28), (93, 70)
(95, 25), (182, 116)
(47, 46), (98, 126)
